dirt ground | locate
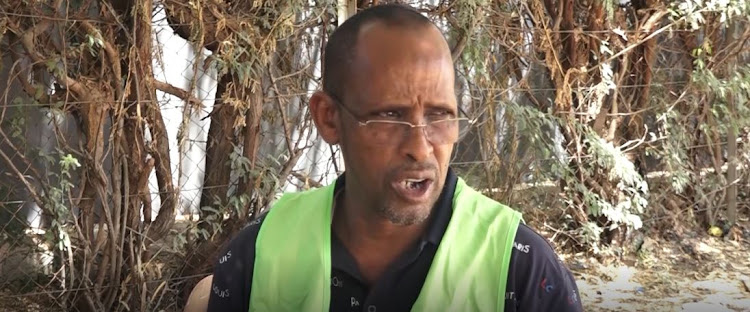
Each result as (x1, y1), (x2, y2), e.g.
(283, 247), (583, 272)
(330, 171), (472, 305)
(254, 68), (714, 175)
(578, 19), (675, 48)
(559, 221), (750, 312)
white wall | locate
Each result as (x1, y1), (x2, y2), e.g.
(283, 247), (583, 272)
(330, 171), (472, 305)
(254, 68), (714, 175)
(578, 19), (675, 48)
(149, 7), (341, 217)
(149, 8), (217, 216)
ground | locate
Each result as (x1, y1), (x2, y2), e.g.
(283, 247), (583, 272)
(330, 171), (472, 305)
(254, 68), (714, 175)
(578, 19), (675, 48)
(559, 220), (750, 311)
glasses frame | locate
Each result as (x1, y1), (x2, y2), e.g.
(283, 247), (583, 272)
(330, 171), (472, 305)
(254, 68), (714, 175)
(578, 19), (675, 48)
(328, 94), (476, 144)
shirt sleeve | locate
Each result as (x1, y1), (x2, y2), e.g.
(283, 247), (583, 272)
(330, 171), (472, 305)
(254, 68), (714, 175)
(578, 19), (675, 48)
(206, 214), (267, 312)
(505, 224), (583, 312)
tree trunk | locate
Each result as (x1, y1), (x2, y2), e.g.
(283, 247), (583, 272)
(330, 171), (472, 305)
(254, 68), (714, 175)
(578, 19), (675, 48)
(725, 20), (742, 227)
(197, 75), (235, 226)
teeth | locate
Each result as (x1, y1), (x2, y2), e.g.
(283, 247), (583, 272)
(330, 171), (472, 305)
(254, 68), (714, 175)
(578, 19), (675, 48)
(402, 179), (426, 189)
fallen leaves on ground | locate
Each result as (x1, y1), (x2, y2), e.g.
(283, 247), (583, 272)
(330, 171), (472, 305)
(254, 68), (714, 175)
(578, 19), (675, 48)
(562, 221), (750, 311)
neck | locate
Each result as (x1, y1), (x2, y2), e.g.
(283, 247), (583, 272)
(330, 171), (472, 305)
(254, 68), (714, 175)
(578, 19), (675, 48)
(333, 189), (427, 250)
(332, 187), (430, 285)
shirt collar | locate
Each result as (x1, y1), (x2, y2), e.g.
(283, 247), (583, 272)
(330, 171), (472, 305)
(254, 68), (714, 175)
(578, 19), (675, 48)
(331, 167), (457, 246)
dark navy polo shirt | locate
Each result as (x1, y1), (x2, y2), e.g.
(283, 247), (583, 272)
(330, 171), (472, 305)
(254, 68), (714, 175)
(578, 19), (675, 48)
(207, 169), (583, 311)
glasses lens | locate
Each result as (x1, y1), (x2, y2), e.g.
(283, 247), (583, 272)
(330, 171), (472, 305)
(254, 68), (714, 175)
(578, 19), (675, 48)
(363, 118), (474, 145)
(366, 122), (402, 144)
(457, 118), (473, 141)
(425, 118), (472, 144)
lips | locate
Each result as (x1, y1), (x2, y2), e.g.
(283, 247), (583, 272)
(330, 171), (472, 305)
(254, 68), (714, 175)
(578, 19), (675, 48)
(390, 172), (435, 203)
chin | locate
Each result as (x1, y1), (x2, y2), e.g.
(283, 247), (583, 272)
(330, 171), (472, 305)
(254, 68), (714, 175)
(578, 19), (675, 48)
(378, 199), (436, 226)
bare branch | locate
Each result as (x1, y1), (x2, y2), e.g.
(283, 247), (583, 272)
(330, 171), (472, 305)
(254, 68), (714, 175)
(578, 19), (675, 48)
(80, 20), (123, 98)
(153, 79), (203, 107)
(11, 19), (89, 98)
(451, 31), (468, 61)
(0, 139), (45, 208)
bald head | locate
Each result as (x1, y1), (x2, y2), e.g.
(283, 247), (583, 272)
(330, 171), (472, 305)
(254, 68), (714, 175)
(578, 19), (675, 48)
(346, 24), (454, 108)
(322, 4), (452, 101)
(310, 5), (458, 227)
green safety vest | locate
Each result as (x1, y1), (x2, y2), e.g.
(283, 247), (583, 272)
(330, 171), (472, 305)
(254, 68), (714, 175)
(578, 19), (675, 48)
(248, 177), (522, 312)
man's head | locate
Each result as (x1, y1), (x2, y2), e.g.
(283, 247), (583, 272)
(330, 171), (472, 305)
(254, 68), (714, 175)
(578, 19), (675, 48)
(310, 4), (457, 226)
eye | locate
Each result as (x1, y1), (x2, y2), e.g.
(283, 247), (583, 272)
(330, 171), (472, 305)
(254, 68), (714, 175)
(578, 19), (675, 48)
(376, 110), (401, 119)
(428, 110), (454, 120)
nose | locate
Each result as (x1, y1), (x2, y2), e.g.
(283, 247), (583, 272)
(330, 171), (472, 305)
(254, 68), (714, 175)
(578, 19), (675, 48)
(399, 124), (433, 162)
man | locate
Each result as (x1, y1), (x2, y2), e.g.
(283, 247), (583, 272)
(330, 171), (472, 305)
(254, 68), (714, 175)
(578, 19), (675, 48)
(205, 4), (582, 312)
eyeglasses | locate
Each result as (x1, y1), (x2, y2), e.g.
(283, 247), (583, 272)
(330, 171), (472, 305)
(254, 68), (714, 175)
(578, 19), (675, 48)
(331, 95), (475, 145)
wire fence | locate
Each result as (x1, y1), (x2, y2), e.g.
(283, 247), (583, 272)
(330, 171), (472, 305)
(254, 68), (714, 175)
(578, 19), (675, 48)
(1, 0), (749, 311)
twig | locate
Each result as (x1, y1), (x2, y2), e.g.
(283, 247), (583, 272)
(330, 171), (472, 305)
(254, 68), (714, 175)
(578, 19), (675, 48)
(620, 124), (651, 153)
(5, 55), (51, 103)
(0, 147), (44, 208)
(268, 64), (295, 156)
(10, 19), (88, 98)
(0, 126), (47, 197)
(291, 172), (323, 188)
(587, 10), (671, 74)
(152, 79), (203, 107)
(544, 223), (581, 245)
(80, 20), (122, 98)
(451, 30), (468, 62)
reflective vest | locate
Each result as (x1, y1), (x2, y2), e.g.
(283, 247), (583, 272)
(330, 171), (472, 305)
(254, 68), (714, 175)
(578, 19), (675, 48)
(249, 177), (522, 312)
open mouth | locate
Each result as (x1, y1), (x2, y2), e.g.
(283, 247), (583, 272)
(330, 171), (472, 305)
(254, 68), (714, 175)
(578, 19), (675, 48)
(403, 179), (429, 190)
(392, 177), (434, 203)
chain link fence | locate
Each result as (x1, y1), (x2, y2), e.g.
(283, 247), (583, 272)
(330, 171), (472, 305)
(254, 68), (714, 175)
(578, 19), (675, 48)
(2, 0), (749, 311)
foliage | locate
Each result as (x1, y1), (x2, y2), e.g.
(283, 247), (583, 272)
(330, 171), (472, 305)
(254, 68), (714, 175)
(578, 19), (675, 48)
(0, 0), (748, 311)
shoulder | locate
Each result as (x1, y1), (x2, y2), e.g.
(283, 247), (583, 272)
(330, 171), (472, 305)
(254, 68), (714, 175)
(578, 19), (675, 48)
(512, 223), (558, 260)
(206, 213), (268, 310)
(511, 223), (572, 281)
(210, 212), (268, 279)
(222, 213), (268, 257)
(507, 223), (583, 311)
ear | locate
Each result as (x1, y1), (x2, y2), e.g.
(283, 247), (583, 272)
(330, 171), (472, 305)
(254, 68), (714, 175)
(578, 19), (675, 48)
(309, 91), (341, 145)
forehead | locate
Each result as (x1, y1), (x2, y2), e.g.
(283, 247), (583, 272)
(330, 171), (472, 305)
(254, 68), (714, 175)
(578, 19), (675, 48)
(345, 23), (455, 108)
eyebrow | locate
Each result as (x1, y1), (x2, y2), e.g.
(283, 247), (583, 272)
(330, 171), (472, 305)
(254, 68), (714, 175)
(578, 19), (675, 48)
(370, 100), (453, 109)
(424, 103), (457, 114)
(362, 102), (410, 113)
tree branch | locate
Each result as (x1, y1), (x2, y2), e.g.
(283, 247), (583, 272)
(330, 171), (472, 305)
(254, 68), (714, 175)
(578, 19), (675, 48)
(11, 19), (88, 98)
(153, 79), (203, 107)
(80, 20), (123, 98)
(451, 31), (468, 62)
(448, 6), (483, 62)
(0, 136), (45, 208)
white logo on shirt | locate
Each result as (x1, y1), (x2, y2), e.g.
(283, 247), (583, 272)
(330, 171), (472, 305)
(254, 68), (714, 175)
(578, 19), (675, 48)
(212, 285), (230, 298)
(219, 250), (232, 264)
(331, 276), (343, 287)
(514, 241), (530, 253)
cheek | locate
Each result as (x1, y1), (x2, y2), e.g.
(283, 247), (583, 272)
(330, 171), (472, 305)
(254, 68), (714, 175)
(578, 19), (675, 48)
(434, 144), (454, 164)
(341, 130), (393, 167)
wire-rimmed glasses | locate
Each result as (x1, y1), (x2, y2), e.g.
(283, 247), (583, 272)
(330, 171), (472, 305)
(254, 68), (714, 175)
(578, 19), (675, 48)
(332, 96), (475, 145)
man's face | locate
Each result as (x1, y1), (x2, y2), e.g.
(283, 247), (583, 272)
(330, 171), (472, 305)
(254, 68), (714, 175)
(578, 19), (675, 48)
(337, 23), (456, 225)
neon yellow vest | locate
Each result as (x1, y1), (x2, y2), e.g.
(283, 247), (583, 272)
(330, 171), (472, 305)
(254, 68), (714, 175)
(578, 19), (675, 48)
(249, 177), (522, 312)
